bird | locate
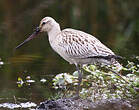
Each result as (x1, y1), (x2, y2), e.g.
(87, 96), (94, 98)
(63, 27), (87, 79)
(15, 17), (122, 97)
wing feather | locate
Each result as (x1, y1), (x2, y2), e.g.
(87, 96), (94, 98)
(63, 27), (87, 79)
(58, 28), (115, 59)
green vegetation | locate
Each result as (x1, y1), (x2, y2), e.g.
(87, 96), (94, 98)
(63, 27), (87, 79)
(0, 0), (139, 108)
(53, 60), (139, 101)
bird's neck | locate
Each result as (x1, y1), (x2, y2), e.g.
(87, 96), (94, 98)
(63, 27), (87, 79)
(48, 24), (61, 44)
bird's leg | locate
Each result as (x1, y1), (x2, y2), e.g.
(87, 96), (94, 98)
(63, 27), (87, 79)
(75, 64), (82, 98)
(106, 66), (137, 92)
(105, 66), (129, 84)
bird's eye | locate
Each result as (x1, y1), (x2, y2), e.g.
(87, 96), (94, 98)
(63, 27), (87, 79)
(42, 22), (46, 25)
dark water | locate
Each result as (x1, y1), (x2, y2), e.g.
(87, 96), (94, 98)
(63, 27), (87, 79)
(0, 0), (139, 109)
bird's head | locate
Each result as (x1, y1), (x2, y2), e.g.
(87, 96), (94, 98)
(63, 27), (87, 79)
(15, 17), (58, 49)
(39, 17), (57, 32)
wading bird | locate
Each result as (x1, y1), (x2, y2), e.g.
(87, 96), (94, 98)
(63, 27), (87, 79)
(16, 17), (122, 97)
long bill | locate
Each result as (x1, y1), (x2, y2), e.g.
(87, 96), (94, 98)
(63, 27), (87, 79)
(15, 27), (40, 49)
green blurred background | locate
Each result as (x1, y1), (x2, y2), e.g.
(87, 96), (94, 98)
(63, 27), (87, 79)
(0, 0), (139, 103)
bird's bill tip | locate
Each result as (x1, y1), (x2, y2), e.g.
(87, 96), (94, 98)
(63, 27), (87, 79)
(15, 27), (40, 49)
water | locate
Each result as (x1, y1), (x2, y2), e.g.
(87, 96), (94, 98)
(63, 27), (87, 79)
(0, 102), (36, 110)
(0, 0), (139, 109)
(0, 60), (57, 109)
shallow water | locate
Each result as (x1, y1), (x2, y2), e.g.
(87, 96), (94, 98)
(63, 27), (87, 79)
(0, 102), (36, 110)
(0, 0), (139, 109)
(0, 57), (66, 109)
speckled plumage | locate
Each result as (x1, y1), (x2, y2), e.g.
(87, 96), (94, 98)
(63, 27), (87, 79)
(46, 22), (121, 68)
(16, 17), (122, 97)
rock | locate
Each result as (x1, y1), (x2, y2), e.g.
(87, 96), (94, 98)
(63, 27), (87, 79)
(36, 98), (136, 110)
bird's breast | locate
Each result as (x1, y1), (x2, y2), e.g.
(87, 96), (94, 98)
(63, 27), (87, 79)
(49, 39), (74, 64)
